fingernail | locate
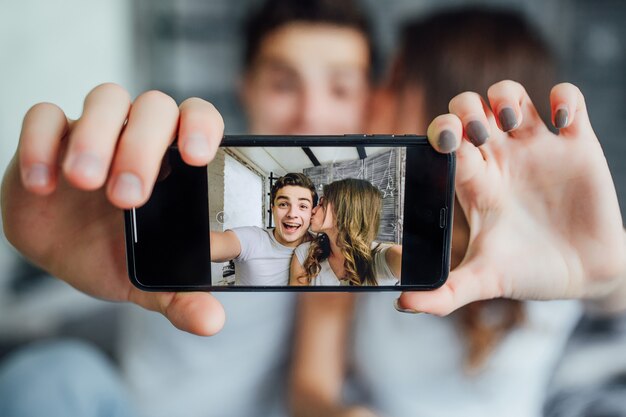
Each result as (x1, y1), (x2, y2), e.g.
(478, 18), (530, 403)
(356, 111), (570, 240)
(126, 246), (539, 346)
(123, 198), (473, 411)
(184, 133), (210, 159)
(437, 130), (456, 152)
(554, 108), (568, 129)
(498, 107), (518, 132)
(465, 121), (489, 146)
(68, 153), (102, 181)
(24, 163), (50, 188)
(394, 298), (421, 314)
(112, 172), (143, 205)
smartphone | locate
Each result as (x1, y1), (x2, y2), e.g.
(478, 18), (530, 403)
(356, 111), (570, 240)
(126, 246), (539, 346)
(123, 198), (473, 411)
(124, 135), (455, 291)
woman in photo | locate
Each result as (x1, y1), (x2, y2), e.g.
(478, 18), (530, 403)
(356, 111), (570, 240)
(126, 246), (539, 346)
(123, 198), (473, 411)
(289, 178), (401, 286)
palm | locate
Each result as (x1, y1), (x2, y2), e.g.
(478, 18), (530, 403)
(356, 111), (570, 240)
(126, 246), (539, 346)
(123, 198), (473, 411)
(400, 82), (625, 315)
(3, 162), (129, 301)
(459, 123), (622, 302)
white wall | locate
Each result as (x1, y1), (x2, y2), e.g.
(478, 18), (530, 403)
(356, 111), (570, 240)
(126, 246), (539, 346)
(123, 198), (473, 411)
(224, 154), (264, 230)
(0, 0), (135, 175)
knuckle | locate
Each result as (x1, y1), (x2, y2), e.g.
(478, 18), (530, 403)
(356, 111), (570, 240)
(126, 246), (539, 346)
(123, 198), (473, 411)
(180, 98), (224, 130)
(449, 91), (481, 113)
(179, 97), (207, 108)
(91, 82), (131, 102)
(487, 79), (522, 98)
(551, 82), (580, 97)
(137, 90), (178, 111)
(26, 102), (63, 119)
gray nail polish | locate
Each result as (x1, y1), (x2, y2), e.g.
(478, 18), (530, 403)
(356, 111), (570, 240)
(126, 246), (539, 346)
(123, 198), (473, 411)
(498, 107), (518, 132)
(25, 163), (50, 188)
(555, 108), (568, 129)
(70, 153), (102, 181)
(394, 298), (421, 314)
(437, 130), (456, 152)
(113, 173), (143, 205)
(465, 121), (489, 146)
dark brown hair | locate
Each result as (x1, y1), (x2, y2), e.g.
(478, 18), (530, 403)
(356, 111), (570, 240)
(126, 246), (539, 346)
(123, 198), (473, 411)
(243, 0), (378, 77)
(392, 7), (556, 125)
(270, 173), (318, 207)
(391, 7), (557, 369)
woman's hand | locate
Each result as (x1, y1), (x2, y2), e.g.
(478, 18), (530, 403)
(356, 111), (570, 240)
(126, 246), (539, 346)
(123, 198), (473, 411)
(1, 83), (226, 335)
(398, 80), (626, 315)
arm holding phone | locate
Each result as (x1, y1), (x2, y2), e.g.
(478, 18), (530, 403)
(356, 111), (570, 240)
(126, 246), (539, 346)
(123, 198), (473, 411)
(2, 80), (625, 338)
(1, 83), (228, 336)
(209, 231), (241, 263)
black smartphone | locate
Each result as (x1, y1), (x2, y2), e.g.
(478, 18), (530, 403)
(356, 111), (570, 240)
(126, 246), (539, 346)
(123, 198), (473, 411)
(124, 135), (455, 291)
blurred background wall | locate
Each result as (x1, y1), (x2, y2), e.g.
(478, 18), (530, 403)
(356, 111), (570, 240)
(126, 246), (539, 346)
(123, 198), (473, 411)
(0, 0), (625, 353)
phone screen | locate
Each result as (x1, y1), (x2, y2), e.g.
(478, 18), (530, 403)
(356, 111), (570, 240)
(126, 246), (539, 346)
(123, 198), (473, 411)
(126, 136), (454, 291)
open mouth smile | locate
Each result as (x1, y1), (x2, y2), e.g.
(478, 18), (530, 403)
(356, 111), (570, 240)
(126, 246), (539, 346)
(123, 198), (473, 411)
(282, 222), (302, 233)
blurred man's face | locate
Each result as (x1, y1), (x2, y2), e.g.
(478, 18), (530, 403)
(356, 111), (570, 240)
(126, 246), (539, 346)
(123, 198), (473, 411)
(242, 22), (370, 135)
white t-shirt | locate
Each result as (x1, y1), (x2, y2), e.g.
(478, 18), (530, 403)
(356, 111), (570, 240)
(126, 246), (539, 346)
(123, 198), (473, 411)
(119, 293), (296, 417)
(293, 241), (399, 286)
(120, 226), (303, 417)
(345, 293), (582, 417)
(230, 226), (298, 286)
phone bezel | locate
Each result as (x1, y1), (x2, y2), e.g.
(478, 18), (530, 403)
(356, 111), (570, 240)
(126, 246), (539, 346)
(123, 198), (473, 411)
(124, 134), (455, 292)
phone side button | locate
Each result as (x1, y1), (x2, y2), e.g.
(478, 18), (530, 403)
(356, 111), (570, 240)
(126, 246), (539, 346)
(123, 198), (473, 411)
(439, 208), (447, 228)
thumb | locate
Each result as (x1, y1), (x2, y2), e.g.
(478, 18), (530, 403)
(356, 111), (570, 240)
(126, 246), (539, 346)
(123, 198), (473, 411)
(397, 259), (499, 316)
(129, 289), (226, 336)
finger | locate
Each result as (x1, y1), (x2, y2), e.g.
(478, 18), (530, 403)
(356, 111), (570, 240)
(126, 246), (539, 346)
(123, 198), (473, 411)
(18, 103), (69, 194)
(550, 83), (593, 137)
(106, 90), (179, 208)
(63, 83), (131, 190)
(427, 114), (486, 186)
(426, 114), (463, 153)
(449, 92), (494, 148)
(128, 289), (225, 336)
(178, 98), (225, 166)
(396, 260), (500, 316)
(487, 80), (547, 137)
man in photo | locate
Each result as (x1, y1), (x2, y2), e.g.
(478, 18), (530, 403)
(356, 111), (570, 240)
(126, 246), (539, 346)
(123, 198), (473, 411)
(210, 172), (317, 286)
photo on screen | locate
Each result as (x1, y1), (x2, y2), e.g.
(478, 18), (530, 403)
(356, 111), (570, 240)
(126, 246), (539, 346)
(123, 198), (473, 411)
(208, 145), (406, 287)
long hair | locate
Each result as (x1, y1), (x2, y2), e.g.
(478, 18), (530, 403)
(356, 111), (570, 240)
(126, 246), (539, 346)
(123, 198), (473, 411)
(301, 178), (382, 286)
(392, 8), (557, 369)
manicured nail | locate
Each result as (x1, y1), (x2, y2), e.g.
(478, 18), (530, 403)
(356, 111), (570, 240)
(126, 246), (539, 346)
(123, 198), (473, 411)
(184, 133), (210, 159)
(68, 153), (102, 182)
(394, 298), (421, 314)
(465, 121), (489, 146)
(498, 107), (518, 132)
(24, 163), (50, 188)
(112, 172), (143, 205)
(554, 108), (568, 129)
(437, 130), (456, 152)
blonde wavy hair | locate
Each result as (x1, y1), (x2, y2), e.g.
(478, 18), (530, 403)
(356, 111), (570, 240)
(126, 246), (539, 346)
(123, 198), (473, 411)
(302, 178), (382, 286)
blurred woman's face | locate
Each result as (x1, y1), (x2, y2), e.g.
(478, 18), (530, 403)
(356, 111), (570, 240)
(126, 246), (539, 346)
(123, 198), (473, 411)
(367, 85), (428, 134)
(242, 23), (370, 135)
(369, 80), (469, 268)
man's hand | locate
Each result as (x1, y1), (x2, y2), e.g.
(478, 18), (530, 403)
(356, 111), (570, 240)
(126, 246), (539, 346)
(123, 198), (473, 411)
(1, 83), (226, 335)
(398, 80), (626, 315)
